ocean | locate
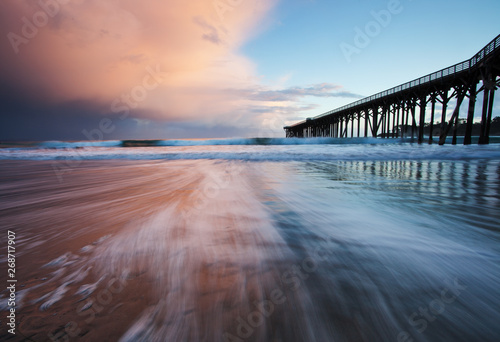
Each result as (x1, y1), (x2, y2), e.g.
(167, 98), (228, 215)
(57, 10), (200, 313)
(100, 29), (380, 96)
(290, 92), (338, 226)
(1, 138), (499, 341)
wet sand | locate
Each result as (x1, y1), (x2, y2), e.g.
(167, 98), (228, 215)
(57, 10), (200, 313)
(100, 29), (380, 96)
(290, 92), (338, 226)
(0, 160), (180, 341)
(1, 159), (500, 342)
(0, 160), (326, 341)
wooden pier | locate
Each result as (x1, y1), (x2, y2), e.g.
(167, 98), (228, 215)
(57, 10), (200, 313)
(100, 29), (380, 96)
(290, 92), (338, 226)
(284, 34), (500, 145)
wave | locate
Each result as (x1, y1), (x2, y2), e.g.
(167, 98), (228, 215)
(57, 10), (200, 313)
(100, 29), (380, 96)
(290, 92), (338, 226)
(1, 137), (500, 162)
(4, 136), (500, 150)
(37, 140), (123, 149)
(2, 144), (500, 162)
(151, 137), (400, 146)
(26, 137), (410, 149)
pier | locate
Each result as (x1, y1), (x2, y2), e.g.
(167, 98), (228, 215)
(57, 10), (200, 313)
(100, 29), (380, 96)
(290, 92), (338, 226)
(284, 34), (500, 145)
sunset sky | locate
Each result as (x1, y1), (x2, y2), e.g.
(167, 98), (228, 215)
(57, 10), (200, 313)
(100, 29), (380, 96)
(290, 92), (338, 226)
(1, 0), (499, 140)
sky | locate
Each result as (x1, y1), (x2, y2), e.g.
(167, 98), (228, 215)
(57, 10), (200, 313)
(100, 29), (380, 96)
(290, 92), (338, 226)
(0, 0), (499, 141)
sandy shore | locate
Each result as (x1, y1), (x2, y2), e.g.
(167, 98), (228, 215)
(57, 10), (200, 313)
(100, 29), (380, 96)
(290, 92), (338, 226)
(0, 160), (183, 341)
(0, 160), (312, 341)
(3, 158), (500, 341)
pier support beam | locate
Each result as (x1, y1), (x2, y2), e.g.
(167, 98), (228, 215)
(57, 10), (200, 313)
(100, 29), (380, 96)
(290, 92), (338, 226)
(439, 90), (449, 138)
(411, 100), (417, 139)
(395, 105), (400, 138)
(464, 82), (477, 145)
(357, 112), (361, 137)
(403, 101), (408, 138)
(479, 87), (491, 144)
(439, 90), (466, 145)
(485, 84), (496, 144)
(382, 107), (386, 138)
(479, 75), (497, 145)
(372, 107), (379, 137)
(386, 105), (392, 138)
(351, 114), (354, 138)
(418, 95), (426, 144)
(392, 105), (397, 138)
(429, 96), (436, 144)
(381, 106), (386, 138)
(452, 111), (459, 145)
(364, 109), (369, 137)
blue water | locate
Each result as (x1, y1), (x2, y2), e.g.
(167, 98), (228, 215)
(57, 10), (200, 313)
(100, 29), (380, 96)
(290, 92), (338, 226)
(0, 138), (499, 341)
(1, 138), (500, 162)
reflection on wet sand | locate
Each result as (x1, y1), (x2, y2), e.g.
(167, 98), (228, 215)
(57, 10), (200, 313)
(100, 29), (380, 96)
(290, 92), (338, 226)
(0, 159), (499, 341)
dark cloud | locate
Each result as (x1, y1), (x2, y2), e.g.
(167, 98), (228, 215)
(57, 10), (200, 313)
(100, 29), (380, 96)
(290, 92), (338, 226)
(0, 86), (259, 141)
(0, 79), (362, 141)
(0, 87), (109, 141)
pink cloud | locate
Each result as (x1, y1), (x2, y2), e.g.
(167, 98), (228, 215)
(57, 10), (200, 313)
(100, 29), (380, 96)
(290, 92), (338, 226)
(0, 1), (275, 104)
(0, 0), (359, 137)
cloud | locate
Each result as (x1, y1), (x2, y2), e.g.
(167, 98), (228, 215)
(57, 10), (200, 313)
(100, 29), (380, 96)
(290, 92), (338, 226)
(227, 83), (364, 102)
(193, 16), (222, 45)
(1, 0), (273, 100)
(0, 0), (360, 139)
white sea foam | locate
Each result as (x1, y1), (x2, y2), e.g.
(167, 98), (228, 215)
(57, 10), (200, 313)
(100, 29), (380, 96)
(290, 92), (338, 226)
(1, 140), (500, 162)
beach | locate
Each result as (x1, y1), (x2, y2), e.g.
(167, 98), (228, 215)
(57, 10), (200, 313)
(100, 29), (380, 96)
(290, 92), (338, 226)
(1, 0), (499, 340)
(1, 141), (500, 341)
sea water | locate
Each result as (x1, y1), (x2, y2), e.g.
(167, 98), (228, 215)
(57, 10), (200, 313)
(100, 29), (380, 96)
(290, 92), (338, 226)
(0, 138), (499, 341)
